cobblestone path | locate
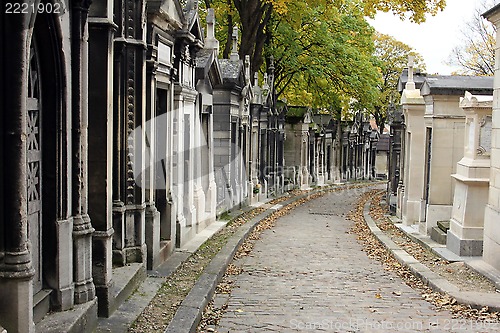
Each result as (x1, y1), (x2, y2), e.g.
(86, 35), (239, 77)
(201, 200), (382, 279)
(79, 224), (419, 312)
(213, 186), (498, 332)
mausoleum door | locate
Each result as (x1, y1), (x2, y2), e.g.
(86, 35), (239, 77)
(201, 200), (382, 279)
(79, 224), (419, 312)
(424, 128), (432, 207)
(27, 43), (43, 295)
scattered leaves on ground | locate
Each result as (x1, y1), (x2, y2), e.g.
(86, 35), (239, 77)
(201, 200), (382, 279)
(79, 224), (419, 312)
(348, 190), (500, 322)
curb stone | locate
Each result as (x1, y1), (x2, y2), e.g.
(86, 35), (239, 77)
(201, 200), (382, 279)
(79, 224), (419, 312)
(165, 182), (380, 333)
(363, 193), (500, 312)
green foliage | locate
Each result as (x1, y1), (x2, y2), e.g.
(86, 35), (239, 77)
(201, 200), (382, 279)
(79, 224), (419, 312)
(200, 0), (443, 121)
(372, 32), (425, 128)
(270, 1), (381, 119)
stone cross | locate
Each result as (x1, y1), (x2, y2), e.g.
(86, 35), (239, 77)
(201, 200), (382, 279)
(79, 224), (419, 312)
(405, 55), (416, 90)
(408, 55), (414, 82)
(245, 55), (251, 83)
(206, 8), (215, 39)
(230, 26), (239, 61)
(205, 8), (219, 55)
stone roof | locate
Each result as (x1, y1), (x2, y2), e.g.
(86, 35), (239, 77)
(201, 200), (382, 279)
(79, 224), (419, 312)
(195, 49), (213, 68)
(420, 75), (493, 96)
(218, 59), (243, 81)
(312, 114), (333, 126)
(376, 133), (390, 152)
(483, 3), (500, 19)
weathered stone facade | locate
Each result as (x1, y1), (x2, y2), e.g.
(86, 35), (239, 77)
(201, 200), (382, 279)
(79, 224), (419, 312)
(483, 5), (500, 272)
(0, 2), (286, 330)
(395, 60), (493, 233)
(1, 1), (97, 331)
(283, 107), (340, 188)
(447, 92), (492, 256)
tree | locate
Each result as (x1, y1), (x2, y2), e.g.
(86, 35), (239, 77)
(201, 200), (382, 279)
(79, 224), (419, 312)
(203, 0), (447, 75)
(373, 33), (425, 129)
(270, 1), (382, 120)
(447, 0), (497, 76)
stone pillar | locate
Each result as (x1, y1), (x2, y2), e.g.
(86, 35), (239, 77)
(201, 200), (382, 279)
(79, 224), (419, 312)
(250, 106), (260, 203)
(447, 92), (492, 256)
(483, 6), (500, 270)
(112, 0), (147, 266)
(71, 1), (96, 304)
(300, 126), (310, 190)
(206, 111), (217, 219)
(183, 91), (197, 229)
(193, 93), (207, 229)
(88, 0), (116, 311)
(144, 48), (161, 270)
(0, 14), (35, 333)
(396, 122), (406, 219)
(400, 58), (426, 226)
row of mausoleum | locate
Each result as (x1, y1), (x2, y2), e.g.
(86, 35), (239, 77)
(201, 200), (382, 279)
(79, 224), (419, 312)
(0, 1), (287, 331)
(388, 32), (500, 280)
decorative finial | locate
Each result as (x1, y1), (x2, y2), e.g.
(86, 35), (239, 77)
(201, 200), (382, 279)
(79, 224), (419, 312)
(205, 8), (219, 55)
(405, 55), (416, 90)
(254, 72), (259, 87)
(245, 55), (251, 82)
(230, 26), (239, 61)
(206, 8), (215, 38)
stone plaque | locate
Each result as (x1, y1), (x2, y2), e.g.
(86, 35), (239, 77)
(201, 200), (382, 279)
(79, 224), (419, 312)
(158, 42), (172, 66)
(479, 115), (492, 155)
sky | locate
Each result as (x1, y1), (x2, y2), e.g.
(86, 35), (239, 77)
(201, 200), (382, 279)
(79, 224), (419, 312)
(368, 0), (492, 75)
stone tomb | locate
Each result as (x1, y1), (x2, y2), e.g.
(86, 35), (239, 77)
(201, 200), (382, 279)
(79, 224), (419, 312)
(420, 75), (493, 235)
(447, 92), (492, 256)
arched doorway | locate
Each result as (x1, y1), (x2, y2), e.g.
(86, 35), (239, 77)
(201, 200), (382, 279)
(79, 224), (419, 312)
(28, 6), (65, 320)
(27, 38), (43, 297)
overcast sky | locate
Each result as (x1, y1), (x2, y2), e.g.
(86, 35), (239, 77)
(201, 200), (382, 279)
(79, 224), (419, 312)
(368, 0), (493, 75)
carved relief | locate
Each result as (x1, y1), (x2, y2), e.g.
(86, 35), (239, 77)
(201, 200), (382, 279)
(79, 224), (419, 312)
(478, 115), (492, 155)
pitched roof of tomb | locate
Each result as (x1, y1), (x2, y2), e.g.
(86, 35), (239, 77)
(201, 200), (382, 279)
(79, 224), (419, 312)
(420, 75), (493, 96)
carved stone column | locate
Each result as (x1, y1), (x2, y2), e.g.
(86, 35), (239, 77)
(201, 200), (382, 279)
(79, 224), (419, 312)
(0, 13), (36, 333)
(112, 0), (147, 266)
(400, 59), (426, 226)
(88, 0), (117, 312)
(71, 0), (96, 305)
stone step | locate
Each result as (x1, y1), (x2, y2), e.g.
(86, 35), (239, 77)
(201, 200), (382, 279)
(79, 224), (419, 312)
(104, 263), (146, 318)
(437, 220), (450, 233)
(36, 298), (97, 333)
(430, 226), (447, 245)
(466, 259), (500, 290)
(33, 289), (51, 324)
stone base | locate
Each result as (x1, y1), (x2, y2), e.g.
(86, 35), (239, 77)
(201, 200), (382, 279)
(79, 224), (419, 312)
(96, 263), (146, 318)
(425, 204), (452, 235)
(145, 206), (161, 270)
(484, 205), (500, 271)
(402, 199), (425, 226)
(176, 220), (195, 249)
(0, 275), (34, 333)
(446, 230), (483, 257)
(430, 227), (447, 245)
(36, 298), (97, 333)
